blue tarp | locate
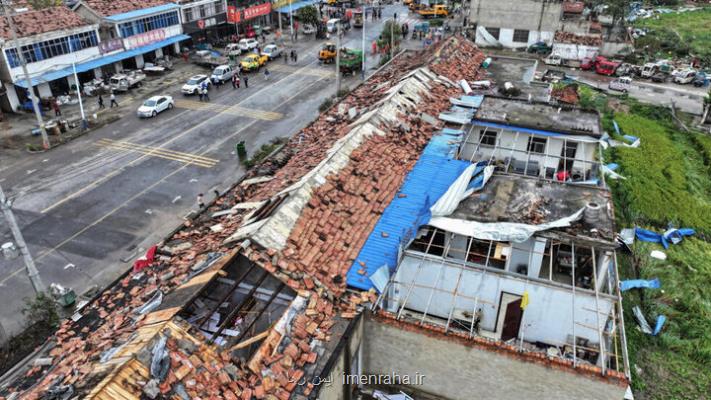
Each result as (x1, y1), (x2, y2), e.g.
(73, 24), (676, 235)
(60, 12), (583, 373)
(276, 0), (317, 13)
(653, 315), (666, 336)
(620, 278), (661, 291)
(105, 4), (181, 22)
(635, 227), (696, 249)
(15, 35), (190, 88)
(346, 133), (471, 290)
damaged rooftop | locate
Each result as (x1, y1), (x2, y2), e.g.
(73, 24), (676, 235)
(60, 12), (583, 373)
(475, 96), (603, 137)
(450, 174), (616, 242)
(1, 36), (503, 400)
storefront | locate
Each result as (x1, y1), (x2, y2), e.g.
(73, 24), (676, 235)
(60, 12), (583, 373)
(226, 2), (273, 37)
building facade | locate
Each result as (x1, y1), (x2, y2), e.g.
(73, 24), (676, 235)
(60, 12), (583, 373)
(175, 0), (229, 43)
(0, 6), (100, 112)
(469, 0), (563, 48)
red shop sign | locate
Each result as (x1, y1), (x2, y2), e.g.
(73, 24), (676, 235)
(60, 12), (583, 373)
(243, 3), (271, 20)
(227, 5), (242, 23)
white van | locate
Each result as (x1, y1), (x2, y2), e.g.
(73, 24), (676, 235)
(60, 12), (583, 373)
(327, 18), (340, 33)
(211, 65), (234, 83)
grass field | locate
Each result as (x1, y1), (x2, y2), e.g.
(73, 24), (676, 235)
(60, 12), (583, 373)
(604, 101), (711, 399)
(635, 8), (711, 66)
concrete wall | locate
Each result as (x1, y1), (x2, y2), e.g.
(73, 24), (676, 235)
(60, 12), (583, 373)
(470, 0), (562, 47)
(316, 315), (365, 400)
(475, 27), (554, 48)
(461, 126), (599, 179)
(386, 252), (615, 347)
(362, 315), (627, 400)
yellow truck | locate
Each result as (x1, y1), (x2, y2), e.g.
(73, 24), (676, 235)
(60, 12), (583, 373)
(417, 4), (449, 18)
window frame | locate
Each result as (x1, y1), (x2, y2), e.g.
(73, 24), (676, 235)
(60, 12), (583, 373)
(513, 29), (530, 43)
(527, 136), (548, 154)
(485, 27), (500, 40)
(480, 130), (498, 146)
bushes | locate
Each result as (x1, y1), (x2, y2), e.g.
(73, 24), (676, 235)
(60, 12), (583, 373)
(610, 114), (711, 235)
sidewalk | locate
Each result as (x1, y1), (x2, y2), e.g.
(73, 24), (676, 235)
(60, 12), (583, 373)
(0, 61), (198, 152)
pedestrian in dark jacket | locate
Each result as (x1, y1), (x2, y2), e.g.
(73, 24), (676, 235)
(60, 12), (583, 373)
(98, 95), (105, 109)
(244, 75), (249, 88)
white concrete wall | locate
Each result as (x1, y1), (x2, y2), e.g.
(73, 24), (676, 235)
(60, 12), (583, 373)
(476, 27), (554, 48)
(387, 253), (614, 347)
(2, 28), (101, 84)
(551, 43), (599, 61)
(461, 126), (599, 178)
(363, 315), (627, 400)
(470, 0), (561, 48)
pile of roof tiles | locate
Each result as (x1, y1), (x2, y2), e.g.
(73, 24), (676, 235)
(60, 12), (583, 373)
(84, 0), (168, 16)
(2, 35), (488, 400)
(554, 31), (603, 46)
(562, 1), (585, 14)
(551, 84), (580, 105)
(0, 6), (89, 40)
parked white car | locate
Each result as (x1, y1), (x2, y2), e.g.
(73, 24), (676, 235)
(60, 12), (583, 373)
(608, 76), (632, 93)
(225, 43), (242, 56)
(181, 74), (210, 95)
(211, 65), (235, 83)
(238, 38), (259, 51)
(673, 69), (697, 84)
(137, 95), (174, 118)
(261, 44), (282, 60)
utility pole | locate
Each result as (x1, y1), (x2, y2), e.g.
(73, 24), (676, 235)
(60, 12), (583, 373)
(289, 0), (294, 42)
(390, 13), (394, 61)
(361, 6), (366, 80)
(1, 0), (49, 149)
(68, 40), (87, 129)
(0, 185), (44, 294)
(335, 22), (341, 94)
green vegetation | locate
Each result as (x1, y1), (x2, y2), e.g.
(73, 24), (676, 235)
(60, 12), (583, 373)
(242, 140), (284, 168)
(635, 8), (711, 66)
(600, 98), (711, 398)
(295, 5), (319, 28)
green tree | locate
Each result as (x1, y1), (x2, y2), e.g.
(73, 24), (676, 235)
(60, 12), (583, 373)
(22, 293), (59, 332)
(296, 5), (319, 27)
(379, 20), (402, 49)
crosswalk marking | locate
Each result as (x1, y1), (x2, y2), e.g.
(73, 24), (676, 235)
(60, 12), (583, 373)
(95, 138), (219, 168)
(269, 63), (334, 78)
(174, 99), (284, 121)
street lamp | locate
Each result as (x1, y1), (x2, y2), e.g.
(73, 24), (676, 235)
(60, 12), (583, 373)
(1, 0), (50, 149)
(68, 38), (88, 129)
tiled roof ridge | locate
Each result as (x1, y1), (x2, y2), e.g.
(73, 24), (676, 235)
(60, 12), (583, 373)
(82, 0), (169, 17)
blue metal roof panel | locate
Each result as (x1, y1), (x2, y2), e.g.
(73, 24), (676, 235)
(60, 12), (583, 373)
(346, 133), (471, 291)
(276, 0), (317, 13)
(105, 4), (180, 22)
(15, 34), (189, 88)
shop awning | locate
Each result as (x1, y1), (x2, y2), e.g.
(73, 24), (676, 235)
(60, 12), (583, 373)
(14, 34), (189, 89)
(275, 0), (318, 14)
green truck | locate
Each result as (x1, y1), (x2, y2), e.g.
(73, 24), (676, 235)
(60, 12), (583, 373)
(339, 48), (363, 75)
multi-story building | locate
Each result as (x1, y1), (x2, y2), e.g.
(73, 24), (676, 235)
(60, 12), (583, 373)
(174, 0), (229, 43)
(469, 0), (563, 47)
(73, 0), (189, 70)
(0, 5), (100, 111)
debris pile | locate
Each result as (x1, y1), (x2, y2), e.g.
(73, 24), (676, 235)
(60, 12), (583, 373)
(554, 31), (603, 46)
(2, 36), (489, 400)
(82, 0), (168, 16)
(551, 84), (580, 105)
(0, 6), (89, 39)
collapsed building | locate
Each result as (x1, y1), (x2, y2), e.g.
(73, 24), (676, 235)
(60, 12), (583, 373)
(0, 36), (630, 400)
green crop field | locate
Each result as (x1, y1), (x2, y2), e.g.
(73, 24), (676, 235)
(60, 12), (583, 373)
(604, 102), (711, 399)
(635, 8), (711, 65)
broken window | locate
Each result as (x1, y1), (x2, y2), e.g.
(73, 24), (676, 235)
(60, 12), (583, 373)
(480, 130), (497, 146)
(527, 137), (547, 154)
(410, 227), (447, 256)
(513, 29), (530, 43)
(485, 27), (500, 40)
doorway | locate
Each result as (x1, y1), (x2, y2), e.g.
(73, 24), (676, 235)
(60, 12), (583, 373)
(495, 292), (523, 341)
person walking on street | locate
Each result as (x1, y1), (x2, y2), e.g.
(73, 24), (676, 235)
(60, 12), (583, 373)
(244, 75), (249, 88)
(202, 86), (210, 101)
(110, 92), (118, 108)
(198, 88), (204, 101)
(98, 94), (105, 109)
(197, 193), (205, 209)
(263, 68), (270, 80)
(293, 51), (297, 63)
(232, 74), (240, 89)
(52, 98), (61, 116)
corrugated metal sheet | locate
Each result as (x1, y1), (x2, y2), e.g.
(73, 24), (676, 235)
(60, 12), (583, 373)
(346, 133), (471, 291)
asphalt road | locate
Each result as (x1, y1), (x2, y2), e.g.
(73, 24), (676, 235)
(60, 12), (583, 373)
(0, 3), (411, 336)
